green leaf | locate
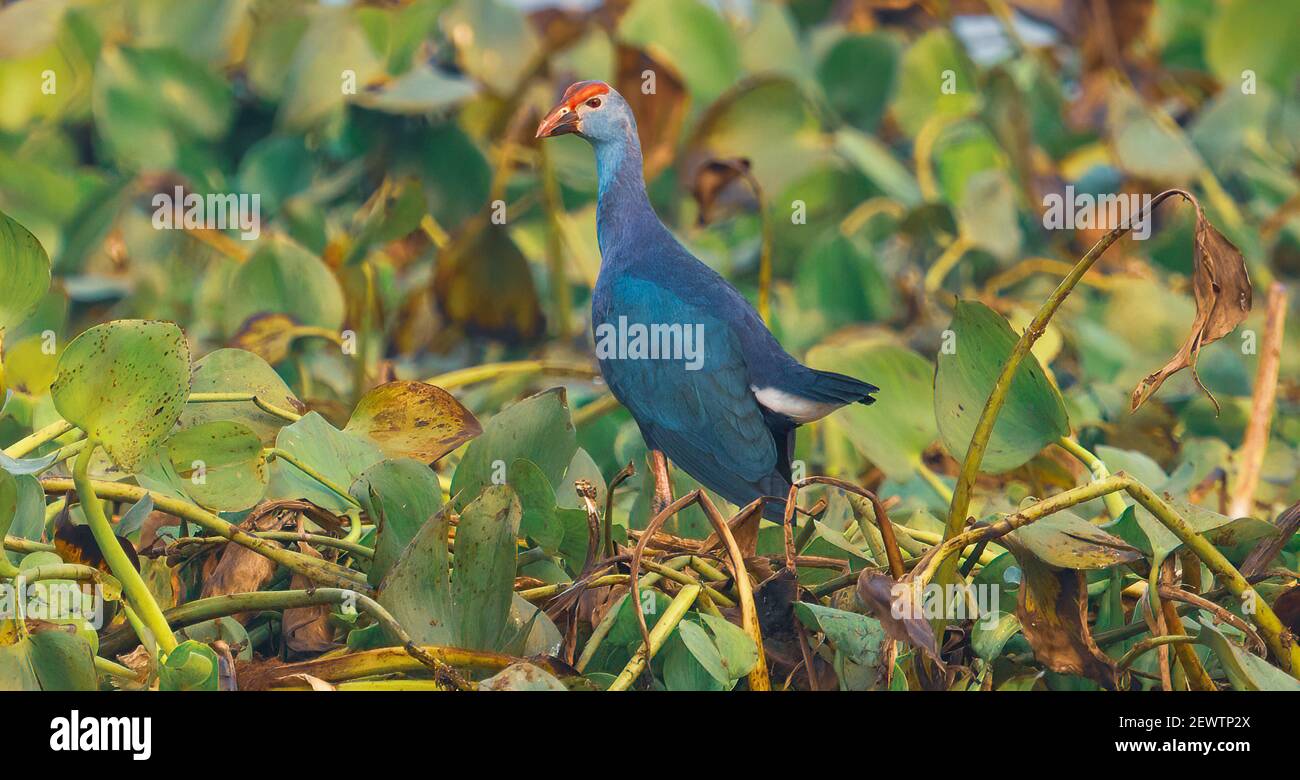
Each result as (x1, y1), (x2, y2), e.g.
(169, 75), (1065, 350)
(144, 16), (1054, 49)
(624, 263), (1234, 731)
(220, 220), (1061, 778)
(351, 458), (443, 588)
(808, 338), (936, 478)
(935, 301), (1069, 472)
(1197, 618), (1300, 691)
(178, 347), (302, 446)
(817, 33), (898, 133)
(223, 238), (346, 336)
(268, 412), (384, 513)
(51, 319), (192, 470)
(451, 388), (576, 511)
(450, 484), (522, 651)
(159, 639), (219, 691)
(277, 7), (382, 131)
(92, 46), (233, 169)
(345, 380), (481, 464)
(377, 505), (454, 645)
(2, 471), (46, 565)
(891, 29), (980, 137)
(165, 421), (268, 512)
(698, 612), (759, 681)
(351, 64), (477, 115)
(0, 627), (97, 691)
(675, 619), (731, 685)
(0, 209), (52, 334)
(1008, 509), (1143, 570)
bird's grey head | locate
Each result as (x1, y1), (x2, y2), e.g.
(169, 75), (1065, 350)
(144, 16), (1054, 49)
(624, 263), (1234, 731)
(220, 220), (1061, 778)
(535, 81), (635, 148)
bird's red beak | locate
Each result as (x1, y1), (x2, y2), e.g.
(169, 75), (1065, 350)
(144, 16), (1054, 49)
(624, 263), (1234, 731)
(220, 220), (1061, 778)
(535, 104), (580, 139)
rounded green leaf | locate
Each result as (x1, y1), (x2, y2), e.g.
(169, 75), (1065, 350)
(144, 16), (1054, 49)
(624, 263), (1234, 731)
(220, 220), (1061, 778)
(934, 301), (1069, 473)
(179, 347), (302, 445)
(0, 210), (52, 334)
(222, 238), (345, 336)
(450, 388), (576, 510)
(345, 380), (481, 464)
(165, 421), (268, 512)
(807, 338), (937, 479)
(51, 320), (191, 470)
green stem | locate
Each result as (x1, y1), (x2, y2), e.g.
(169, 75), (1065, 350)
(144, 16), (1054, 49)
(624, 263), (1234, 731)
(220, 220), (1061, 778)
(1056, 435), (1127, 520)
(94, 655), (139, 681)
(915, 461), (954, 503)
(944, 189), (1189, 542)
(3, 419), (74, 458)
(266, 448), (362, 508)
(174, 532), (373, 559)
(186, 392), (302, 422)
(73, 441), (177, 656)
(40, 477), (368, 590)
(608, 584), (700, 691)
(1117, 635), (1198, 673)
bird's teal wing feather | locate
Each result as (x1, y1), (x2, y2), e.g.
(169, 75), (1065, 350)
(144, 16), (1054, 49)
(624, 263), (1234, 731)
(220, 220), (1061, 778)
(596, 275), (780, 502)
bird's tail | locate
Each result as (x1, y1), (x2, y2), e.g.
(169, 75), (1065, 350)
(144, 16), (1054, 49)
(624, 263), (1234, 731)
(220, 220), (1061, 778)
(805, 368), (879, 407)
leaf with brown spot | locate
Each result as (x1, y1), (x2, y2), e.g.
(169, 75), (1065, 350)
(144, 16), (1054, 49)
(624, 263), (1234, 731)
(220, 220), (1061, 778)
(1131, 204), (1252, 411)
(344, 380), (481, 464)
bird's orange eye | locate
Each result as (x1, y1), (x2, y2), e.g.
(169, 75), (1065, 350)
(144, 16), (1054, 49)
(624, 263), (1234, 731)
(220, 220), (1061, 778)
(586, 97), (602, 109)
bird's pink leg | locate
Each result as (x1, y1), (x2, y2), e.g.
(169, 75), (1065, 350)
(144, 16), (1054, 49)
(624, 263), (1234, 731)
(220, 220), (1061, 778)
(649, 450), (674, 516)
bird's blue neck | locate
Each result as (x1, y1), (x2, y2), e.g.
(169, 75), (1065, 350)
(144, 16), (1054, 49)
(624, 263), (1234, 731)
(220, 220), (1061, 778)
(593, 134), (661, 265)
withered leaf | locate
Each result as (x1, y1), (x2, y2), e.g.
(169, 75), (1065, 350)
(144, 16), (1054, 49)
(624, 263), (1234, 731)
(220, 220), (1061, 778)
(855, 570), (943, 665)
(615, 46), (688, 182)
(1131, 206), (1251, 411)
(1005, 540), (1118, 689)
(230, 312), (297, 366)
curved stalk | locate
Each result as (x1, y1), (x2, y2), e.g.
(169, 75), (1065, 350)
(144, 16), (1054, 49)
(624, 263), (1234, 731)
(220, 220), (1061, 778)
(187, 392), (302, 423)
(73, 441), (177, 656)
(266, 448), (362, 509)
(1056, 436), (1128, 520)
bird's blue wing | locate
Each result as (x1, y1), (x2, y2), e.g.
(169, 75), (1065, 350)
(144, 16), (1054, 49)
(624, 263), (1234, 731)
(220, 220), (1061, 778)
(595, 275), (784, 505)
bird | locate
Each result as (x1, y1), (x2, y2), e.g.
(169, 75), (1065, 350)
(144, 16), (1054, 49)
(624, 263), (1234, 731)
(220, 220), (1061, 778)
(536, 81), (878, 521)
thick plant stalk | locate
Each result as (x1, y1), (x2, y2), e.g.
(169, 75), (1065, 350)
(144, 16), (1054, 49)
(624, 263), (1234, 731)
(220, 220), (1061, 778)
(3, 419), (74, 458)
(242, 645), (570, 689)
(1230, 281), (1287, 518)
(1056, 436), (1128, 520)
(41, 477), (367, 590)
(424, 360), (598, 390)
(943, 189), (1188, 542)
(608, 584), (700, 692)
(72, 441), (177, 656)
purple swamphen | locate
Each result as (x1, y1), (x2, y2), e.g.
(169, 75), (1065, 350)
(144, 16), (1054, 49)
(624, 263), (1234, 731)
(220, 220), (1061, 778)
(537, 81), (878, 520)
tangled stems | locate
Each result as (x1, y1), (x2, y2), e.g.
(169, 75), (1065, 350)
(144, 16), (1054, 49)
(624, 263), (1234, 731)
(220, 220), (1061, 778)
(40, 477), (368, 590)
(916, 472), (1300, 676)
(72, 440), (178, 656)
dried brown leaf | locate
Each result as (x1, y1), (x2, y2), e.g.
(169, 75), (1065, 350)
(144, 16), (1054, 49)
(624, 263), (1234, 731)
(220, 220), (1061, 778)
(1131, 206), (1252, 411)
